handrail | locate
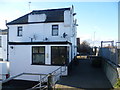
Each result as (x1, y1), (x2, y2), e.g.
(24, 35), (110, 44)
(51, 66), (63, 74)
(2, 73), (24, 83)
(51, 65), (67, 86)
(29, 65), (67, 90)
(2, 72), (48, 83)
(30, 74), (49, 90)
(2, 66), (67, 90)
(23, 73), (47, 76)
(51, 65), (67, 75)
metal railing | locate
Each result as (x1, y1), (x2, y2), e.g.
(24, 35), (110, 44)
(2, 66), (67, 90)
(51, 66), (67, 85)
(29, 65), (67, 90)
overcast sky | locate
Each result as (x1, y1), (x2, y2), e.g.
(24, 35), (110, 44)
(0, 1), (118, 47)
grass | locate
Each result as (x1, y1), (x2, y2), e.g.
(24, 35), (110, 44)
(114, 79), (120, 88)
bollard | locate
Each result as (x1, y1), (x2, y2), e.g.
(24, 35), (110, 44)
(47, 73), (53, 90)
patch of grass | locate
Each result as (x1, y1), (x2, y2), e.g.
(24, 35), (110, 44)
(114, 79), (120, 88)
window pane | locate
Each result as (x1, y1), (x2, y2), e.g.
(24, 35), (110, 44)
(33, 54), (40, 63)
(51, 46), (67, 65)
(39, 47), (45, 53)
(33, 47), (39, 53)
(53, 29), (58, 36)
(52, 25), (58, 29)
(32, 46), (45, 65)
(52, 25), (58, 36)
(19, 30), (22, 36)
(17, 26), (22, 36)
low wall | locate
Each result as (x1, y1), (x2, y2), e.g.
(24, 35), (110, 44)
(102, 59), (119, 86)
(0, 81), (1, 90)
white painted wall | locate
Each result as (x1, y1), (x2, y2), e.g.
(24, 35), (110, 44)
(0, 35), (7, 61)
(28, 14), (46, 22)
(2, 35), (7, 61)
(0, 48), (2, 59)
(9, 45), (69, 81)
(0, 61), (9, 80)
(8, 23), (72, 42)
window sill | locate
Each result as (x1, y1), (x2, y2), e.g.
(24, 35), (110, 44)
(31, 64), (67, 66)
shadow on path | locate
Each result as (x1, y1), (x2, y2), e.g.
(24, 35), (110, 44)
(57, 59), (113, 89)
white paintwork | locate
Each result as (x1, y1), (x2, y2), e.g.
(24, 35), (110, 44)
(0, 61), (9, 80)
(7, 7), (77, 81)
(8, 23), (72, 42)
(64, 10), (71, 27)
(28, 14), (46, 22)
(0, 35), (7, 61)
(9, 45), (69, 81)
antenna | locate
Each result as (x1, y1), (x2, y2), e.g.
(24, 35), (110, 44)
(28, 2), (31, 12)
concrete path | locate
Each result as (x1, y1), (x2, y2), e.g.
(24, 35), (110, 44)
(56, 59), (113, 89)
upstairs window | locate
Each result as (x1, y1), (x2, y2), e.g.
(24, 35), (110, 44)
(17, 26), (22, 36)
(52, 25), (58, 36)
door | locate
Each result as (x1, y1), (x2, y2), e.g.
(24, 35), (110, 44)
(51, 46), (68, 65)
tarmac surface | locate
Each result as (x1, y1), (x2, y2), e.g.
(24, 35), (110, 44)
(2, 80), (38, 90)
(56, 59), (113, 89)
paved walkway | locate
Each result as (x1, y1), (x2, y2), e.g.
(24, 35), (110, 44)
(56, 59), (113, 89)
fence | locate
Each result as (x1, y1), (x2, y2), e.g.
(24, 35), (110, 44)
(2, 66), (67, 90)
(98, 46), (120, 86)
(99, 47), (119, 65)
(30, 66), (67, 90)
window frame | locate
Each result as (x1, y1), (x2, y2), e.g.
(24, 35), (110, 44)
(32, 46), (45, 65)
(17, 26), (23, 37)
(52, 25), (59, 36)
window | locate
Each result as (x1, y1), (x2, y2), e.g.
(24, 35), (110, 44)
(17, 26), (22, 36)
(0, 36), (1, 47)
(52, 25), (58, 36)
(51, 46), (68, 65)
(32, 46), (45, 65)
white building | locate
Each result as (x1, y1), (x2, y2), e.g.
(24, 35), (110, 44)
(0, 29), (8, 81)
(0, 29), (7, 61)
(7, 7), (77, 81)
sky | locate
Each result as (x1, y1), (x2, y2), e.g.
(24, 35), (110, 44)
(0, 1), (118, 47)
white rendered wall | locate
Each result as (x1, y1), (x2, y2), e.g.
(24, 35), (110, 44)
(28, 14), (46, 22)
(0, 35), (7, 61)
(8, 23), (71, 42)
(2, 35), (7, 61)
(0, 48), (2, 59)
(9, 45), (70, 81)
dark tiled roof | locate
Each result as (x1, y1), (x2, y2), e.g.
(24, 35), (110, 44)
(7, 8), (70, 25)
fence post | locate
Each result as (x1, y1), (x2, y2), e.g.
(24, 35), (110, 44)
(48, 73), (53, 90)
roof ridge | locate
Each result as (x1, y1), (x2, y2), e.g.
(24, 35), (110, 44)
(32, 7), (71, 12)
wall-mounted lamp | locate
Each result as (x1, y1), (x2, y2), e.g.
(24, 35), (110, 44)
(10, 46), (14, 49)
(73, 13), (76, 16)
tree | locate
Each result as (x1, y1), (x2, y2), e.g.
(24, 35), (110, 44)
(79, 40), (93, 55)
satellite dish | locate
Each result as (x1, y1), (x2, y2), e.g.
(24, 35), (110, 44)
(63, 33), (67, 38)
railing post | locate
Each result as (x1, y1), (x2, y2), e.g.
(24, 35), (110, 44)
(39, 75), (41, 89)
(48, 73), (53, 90)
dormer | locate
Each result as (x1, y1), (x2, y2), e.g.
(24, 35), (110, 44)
(28, 13), (46, 22)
